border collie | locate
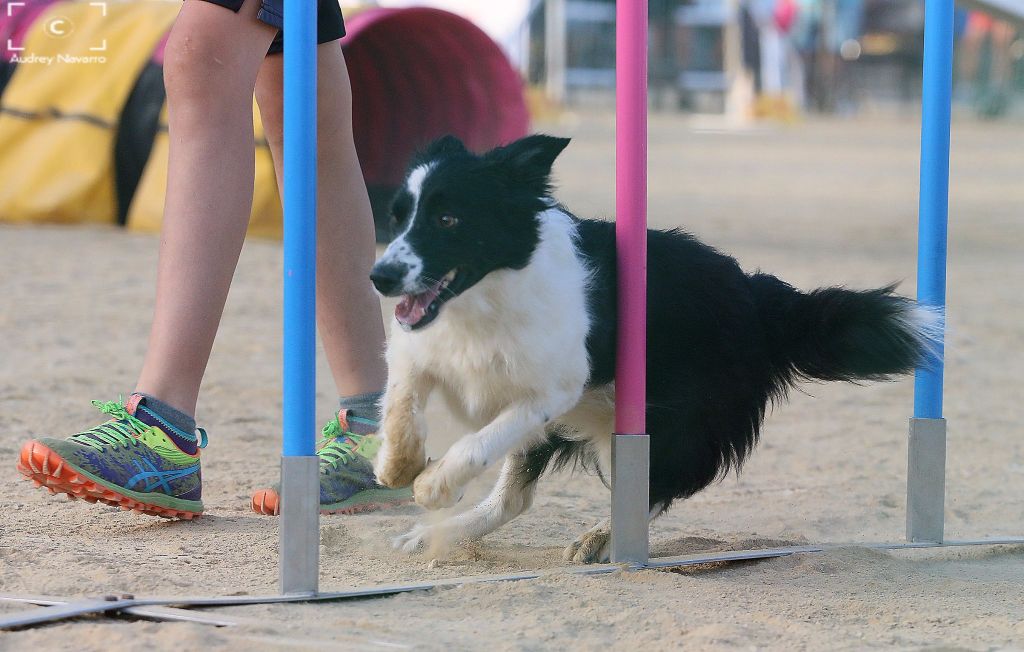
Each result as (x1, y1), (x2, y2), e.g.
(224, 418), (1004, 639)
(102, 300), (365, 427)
(369, 134), (939, 563)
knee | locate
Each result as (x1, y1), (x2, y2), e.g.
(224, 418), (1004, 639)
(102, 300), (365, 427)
(162, 27), (252, 117)
(256, 86), (354, 146)
(162, 31), (214, 106)
(254, 53), (355, 148)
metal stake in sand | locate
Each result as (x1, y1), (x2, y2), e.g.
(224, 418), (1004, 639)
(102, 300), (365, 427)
(907, 0), (953, 544)
(280, 0), (320, 595)
(611, 0), (650, 564)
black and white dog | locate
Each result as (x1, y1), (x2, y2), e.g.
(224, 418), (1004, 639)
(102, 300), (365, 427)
(370, 135), (939, 563)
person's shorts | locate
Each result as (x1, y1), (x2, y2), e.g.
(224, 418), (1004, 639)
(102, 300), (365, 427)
(198, 0), (346, 55)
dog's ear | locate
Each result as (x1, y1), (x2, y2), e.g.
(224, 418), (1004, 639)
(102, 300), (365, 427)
(489, 135), (571, 193)
(421, 135), (468, 160)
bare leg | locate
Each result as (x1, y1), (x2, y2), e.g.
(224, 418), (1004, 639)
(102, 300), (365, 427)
(255, 44), (387, 398)
(134, 0), (276, 416)
(393, 453), (539, 554)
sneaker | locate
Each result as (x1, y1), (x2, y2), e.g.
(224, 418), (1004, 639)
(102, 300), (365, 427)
(251, 409), (412, 516)
(17, 394), (206, 519)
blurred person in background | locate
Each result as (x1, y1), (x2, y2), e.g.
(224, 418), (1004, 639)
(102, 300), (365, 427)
(792, 0), (864, 114)
(823, 0), (865, 114)
(749, 0), (800, 119)
(957, 11), (1019, 118)
(792, 0), (824, 110)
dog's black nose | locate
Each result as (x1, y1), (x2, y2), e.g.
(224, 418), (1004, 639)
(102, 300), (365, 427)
(370, 261), (408, 296)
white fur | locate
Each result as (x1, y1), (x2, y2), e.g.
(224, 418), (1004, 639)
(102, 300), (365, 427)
(904, 303), (946, 362)
(377, 164), (433, 291)
(380, 238), (423, 291)
(377, 206), (603, 542)
(391, 454), (538, 554)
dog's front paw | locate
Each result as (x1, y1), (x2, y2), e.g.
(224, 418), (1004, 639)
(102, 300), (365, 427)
(391, 523), (435, 554)
(412, 459), (464, 510)
(374, 437), (426, 489)
(563, 526), (611, 564)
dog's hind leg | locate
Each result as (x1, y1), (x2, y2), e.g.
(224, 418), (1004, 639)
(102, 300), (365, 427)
(393, 451), (540, 554)
(563, 502), (668, 564)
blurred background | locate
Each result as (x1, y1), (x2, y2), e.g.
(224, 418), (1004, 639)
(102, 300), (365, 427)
(1, 0), (1022, 571)
(522, 0), (1024, 120)
(1, 0), (1021, 240)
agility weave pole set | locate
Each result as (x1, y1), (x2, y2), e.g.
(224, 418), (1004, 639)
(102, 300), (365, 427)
(3, 0), (1023, 630)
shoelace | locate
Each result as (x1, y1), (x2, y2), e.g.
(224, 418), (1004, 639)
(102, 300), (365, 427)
(69, 399), (209, 452)
(316, 416), (366, 470)
(69, 400), (150, 451)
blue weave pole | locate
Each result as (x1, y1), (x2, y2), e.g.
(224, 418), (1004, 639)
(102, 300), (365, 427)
(282, 0), (317, 457)
(914, 0), (954, 420)
(906, 0), (954, 544)
(280, 0), (320, 595)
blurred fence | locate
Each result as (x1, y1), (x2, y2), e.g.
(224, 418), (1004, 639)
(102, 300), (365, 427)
(525, 0), (1023, 118)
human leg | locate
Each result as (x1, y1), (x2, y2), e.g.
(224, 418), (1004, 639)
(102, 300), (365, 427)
(255, 42), (388, 403)
(134, 0), (278, 418)
(249, 39), (409, 516)
(18, 0), (277, 516)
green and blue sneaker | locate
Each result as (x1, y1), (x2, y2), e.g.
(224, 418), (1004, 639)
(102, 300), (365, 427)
(251, 409), (412, 515)
(17, 394), (207, 519)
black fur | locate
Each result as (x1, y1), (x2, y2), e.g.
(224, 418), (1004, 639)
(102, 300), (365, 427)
(523, 217), (928, 510)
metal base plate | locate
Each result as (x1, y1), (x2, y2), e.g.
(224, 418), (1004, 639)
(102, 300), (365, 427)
(5, 537), (1024, 629)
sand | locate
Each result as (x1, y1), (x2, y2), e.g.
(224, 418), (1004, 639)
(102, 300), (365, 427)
(1, 112), (1022, 650)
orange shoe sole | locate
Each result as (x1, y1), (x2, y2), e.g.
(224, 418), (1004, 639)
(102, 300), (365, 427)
(250, 488), (406, 516)
(17, 441), (201, 520)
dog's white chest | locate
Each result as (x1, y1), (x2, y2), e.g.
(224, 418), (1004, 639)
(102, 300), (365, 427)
(387, 207), (593, 424)
(414, 317), (555, 421)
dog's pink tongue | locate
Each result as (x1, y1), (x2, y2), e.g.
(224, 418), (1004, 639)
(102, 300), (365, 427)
(395, 285), (442, 327)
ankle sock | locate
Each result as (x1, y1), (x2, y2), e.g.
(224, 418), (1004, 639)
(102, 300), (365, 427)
(339, 391), (383, 434)
(134, 393), (199, 454)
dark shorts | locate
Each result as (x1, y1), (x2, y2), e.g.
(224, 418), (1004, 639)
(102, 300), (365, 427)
(198, 0), (346, 55)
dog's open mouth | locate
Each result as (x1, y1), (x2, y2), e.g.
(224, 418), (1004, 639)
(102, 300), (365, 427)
(395, 269), (459, 330)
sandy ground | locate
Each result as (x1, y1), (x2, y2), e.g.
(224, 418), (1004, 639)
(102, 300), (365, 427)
(1, 112), (1023, 650)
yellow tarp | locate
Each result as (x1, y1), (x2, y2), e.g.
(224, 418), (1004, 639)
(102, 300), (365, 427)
(0, 1), (178, 224)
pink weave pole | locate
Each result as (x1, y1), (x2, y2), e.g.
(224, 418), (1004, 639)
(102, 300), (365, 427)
(610, 0), (650, 563)
(615, 0), (648, 435)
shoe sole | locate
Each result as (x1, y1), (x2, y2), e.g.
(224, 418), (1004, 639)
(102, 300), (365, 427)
(251, 487), (413, 516)
(17, 441), (202, 520)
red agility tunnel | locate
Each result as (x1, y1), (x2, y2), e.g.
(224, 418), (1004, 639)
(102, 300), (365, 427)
(341, 7), (530, 236)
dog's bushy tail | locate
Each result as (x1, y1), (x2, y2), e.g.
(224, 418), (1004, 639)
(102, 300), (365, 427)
(749, 273), (942, 390)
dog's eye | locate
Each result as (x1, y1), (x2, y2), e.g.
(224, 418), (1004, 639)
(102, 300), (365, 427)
(437, 214), (459, 228)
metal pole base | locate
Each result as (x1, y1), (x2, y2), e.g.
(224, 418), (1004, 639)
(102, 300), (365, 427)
(610, 433), (650, 563)
(0, 595), (240, 628)
(279, 455), (320, 595)
(907, 417), (946, 543)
